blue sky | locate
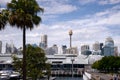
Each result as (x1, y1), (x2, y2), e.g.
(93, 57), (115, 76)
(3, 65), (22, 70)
(0, 0), (120, 53)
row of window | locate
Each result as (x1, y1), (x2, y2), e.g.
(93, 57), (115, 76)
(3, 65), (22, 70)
(51, 64), (84, 69)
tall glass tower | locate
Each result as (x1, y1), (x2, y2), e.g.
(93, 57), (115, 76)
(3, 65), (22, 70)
(103, 37), (114, 56)
(40, 34), (47, 49)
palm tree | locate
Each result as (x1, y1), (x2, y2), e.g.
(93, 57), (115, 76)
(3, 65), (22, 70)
(0, 9), (8, 30)
(7, 0), (43, 80)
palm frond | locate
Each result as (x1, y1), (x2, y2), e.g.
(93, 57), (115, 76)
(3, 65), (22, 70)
(7, 0), (43, 30)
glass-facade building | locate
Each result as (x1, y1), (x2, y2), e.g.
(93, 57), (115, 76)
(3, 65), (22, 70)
(103, 37), (114, 56)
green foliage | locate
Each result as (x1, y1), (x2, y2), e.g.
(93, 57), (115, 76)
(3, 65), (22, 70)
(6, 0), (44, 79)
(92, 56), (120, 73)
(0, 10), (9, 30)
(7, 0), (43, 29)
(12, 56), (22, 74)
(26, 44), (47, 79)
(12, 45), (51, 79)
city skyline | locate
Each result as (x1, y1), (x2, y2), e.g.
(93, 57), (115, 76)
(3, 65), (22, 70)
(0, 36), (119, 54)
(0, 0), (120, 52)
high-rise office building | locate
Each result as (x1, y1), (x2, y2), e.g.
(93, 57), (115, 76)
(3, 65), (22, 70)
(114, 46), (118, 56)
(81, 45), (89, 52)
(62, 45), (67, 54)
(66, 47), (78, 55)
(81, 45), (91, 55)
(103, 37), (114, 56)
(39, 42), (46, 49)
(105, 37), (114, 47)
(92, 41), (100, 51)
(100, 43), (104, 55)
(45, 44), (58, 55)
(5, 43), (18, 54)
(40, 34), (47, 49)
(92, 42), (102, 55)
(100, 43), (103, 50)
(6, 43), (11, 54)
(41, 35), (47, 48)
(0, 41), (2, 53)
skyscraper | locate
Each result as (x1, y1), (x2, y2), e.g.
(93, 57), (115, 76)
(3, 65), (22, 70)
(105, 37), (114, 47)
(100, 43), (104, 55)
(62, 45), (67, 54)
(6, 43), (11, 54)
(52, 44), (58, 54)
(81, 45), (89, 52)
(81, 45), (91, 55)
(40, 34), (47, 49)
(92, 41), (101, 55)
(114, 46), (118, 56)
(103, 37), (114, 56)
(45, 44), (58, 55)
(92, 41), (100, 51)
(5, 42), (17, 54)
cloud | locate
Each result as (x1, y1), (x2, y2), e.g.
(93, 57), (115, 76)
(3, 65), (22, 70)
(1, 0), (77, 15)
(45, 4), (77, 14)
(79, 0), (96, 5)
(39, 4), (120, 47)
(99, 0), (120, 5)
(38, 0), (77, 15)
(78, 0), (120, 5)
(0, 0), (11, 4)
(1, 0), (120, 53)
(93, 6), (120, 26)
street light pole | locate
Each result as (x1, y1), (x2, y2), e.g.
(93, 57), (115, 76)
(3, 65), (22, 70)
(71, 58), (74, 78)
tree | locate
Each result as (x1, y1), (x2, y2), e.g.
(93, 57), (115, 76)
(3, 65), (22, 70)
(92, 56), (120, 73)
(0, 9), (8, 30)
(12, 45), (50, 80)
(26, 45), (47, 79)
(45, 63), (51, 80)
(7, 0), (43, 80)
(12, 55), (22, 74)
(92, 60), (100, 70)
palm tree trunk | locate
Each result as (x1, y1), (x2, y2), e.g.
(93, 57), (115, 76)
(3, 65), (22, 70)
(23, 26), (26, 80)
